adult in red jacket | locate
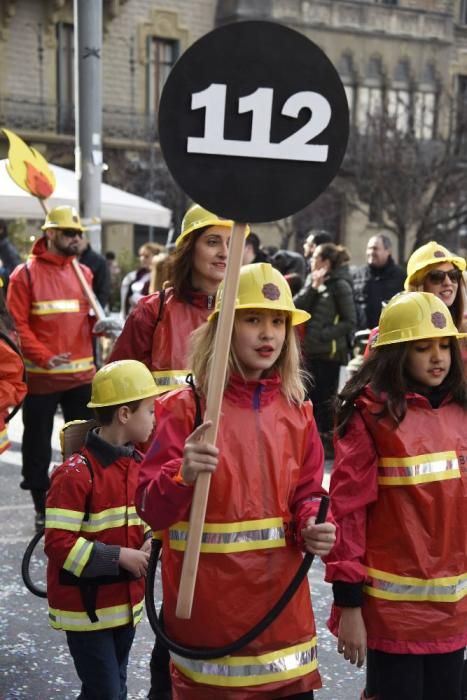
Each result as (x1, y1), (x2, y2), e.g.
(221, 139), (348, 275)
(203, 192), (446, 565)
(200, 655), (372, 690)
(108, 204), (240, 395)
(7, 206), (95, 530)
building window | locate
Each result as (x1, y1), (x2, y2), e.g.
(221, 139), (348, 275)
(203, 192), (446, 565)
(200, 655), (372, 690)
(357, 56), (385, 132)
(457, 75), (467, 154)
(374, 0), (398, 5)
(56, 22), (74, 134)
(146, 37), (178, 115)
(460, 0), (467, 24)
(414, 65), (438, 140)
(387, 60), (411, 133)
(338, 52), (357, 125)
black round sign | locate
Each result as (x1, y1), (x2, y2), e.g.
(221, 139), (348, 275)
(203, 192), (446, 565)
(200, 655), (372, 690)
(158, 21), (349, 223)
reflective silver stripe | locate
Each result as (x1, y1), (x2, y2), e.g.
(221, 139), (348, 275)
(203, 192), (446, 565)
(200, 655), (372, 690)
(151, 370), (190, 394)
(0, 428), (9, 449)
(31, 299), (80, 315)
(378, 453), (459, 485)
(81, 506), (128, 532)
(169, 519), (286, 553)
(171, 639), (317, 687)
(25, 357), (94, 375)
(46, 508), (84, 531)
(64, 537), (94, 576)
(365, 568), (467, 602)
(48, 601), (143, 631)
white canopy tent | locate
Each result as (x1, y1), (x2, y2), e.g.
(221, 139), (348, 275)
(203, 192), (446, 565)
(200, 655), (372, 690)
(0, 159), (172, 229)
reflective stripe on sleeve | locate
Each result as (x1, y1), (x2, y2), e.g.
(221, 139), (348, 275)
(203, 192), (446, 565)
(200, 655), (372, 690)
(151, 370), (191, 395)
(171, 638), (318, 687)
(46, 507), (84, 531)
(63, 537), (94, 576)
(364, 567), (467, 602)
(378, 451), (459, 486)
(168, 518), (286, 553)
(0, 427), (10, 453)
(31, 299), (80, 315)
(25, 357), (95, 375)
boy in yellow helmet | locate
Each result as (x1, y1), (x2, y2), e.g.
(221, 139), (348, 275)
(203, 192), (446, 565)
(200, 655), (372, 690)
(44, 360), (157, 699)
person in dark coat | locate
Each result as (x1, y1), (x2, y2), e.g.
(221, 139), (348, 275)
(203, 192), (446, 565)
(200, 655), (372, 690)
(294, 243), (356, 447)
(78, 234), (111, 310)
(352, 233), (405, 330)
(0, 220), (21, 290)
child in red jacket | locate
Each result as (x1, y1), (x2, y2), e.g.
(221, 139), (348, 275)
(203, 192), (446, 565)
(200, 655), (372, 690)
(326, 291), (467, 700)
(45, 360), (157, 700)
(136, 263), (336, 700)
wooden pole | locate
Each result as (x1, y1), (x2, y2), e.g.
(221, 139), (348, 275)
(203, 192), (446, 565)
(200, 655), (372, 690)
(37, 197), (105, 320)
(175, 221), (247, 619)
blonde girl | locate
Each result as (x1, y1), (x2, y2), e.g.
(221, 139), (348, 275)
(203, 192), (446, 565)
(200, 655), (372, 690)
(136, 263), (336, 700)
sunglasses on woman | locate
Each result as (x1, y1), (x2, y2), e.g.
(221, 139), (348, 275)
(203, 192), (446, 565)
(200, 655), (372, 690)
(425, 269), (462, 285)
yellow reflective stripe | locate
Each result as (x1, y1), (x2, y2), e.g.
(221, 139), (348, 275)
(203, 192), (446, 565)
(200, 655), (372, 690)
(0, 428), (9, 449)
(171, 638), (317, 687)
(81, 506), (133, 533)
(169, 518), (286, 553)
(152, 530), (163, 542)
(364, 567), (467, 602)
(378, 451), (459, 485)
(63, 537), (94, 576)
(31, 299), (80, 315)
(46, 507), (84, 531)
(48, 601), (144, 631)
(151, 369), (190, 395)
(25, 357), (95, 375)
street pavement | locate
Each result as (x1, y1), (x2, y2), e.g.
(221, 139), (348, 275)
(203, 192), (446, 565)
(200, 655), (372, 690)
(0, 410), (365, 699)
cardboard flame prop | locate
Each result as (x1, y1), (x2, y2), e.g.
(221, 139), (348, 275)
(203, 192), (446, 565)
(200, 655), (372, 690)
(2, 128), (56, 199)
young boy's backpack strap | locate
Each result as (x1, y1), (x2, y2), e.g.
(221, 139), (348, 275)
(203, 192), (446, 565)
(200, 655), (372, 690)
(186, 373), (203, 430)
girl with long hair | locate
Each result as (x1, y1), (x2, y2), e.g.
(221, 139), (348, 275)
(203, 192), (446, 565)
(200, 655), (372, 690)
(326, 291), (467, 700)
(136, 263), (336, 700)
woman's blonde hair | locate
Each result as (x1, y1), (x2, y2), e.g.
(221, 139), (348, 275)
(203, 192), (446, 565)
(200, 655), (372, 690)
(189, 312), (307, 404)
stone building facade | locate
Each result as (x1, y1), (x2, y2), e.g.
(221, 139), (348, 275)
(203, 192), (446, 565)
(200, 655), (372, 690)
(0, 0), (465, 261)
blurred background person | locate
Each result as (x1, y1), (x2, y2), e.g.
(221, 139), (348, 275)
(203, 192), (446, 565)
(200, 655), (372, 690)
(77, 233), (110, 311)
(352, 233), (405, 330)
(242, 231), (270, 265)
(303, 229), (333, 261)
(0, 219), (21, 291)
(120, 242), (162, 319)
(271, 248), (307, 286)
(294, 243), (356, 456)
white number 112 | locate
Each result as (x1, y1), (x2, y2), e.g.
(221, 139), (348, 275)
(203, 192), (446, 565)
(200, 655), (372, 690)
(187, 83), (331, 163)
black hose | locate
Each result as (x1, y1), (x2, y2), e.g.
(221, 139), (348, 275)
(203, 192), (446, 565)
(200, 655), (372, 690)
(21, 528), (47, 598)
(145, 495), (329, 660)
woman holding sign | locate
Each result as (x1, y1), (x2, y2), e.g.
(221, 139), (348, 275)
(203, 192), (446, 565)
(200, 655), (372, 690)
(109, 203), (236, 394)
(136, 263), (336, 700)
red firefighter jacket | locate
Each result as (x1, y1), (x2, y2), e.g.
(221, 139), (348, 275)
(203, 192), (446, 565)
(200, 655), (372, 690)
(7, 237), (95, 394)
(45, 441), (147, 632)
(0, 337), (27, 454)
(136, 374), (330, 700)
(108, 287), (215, 394)
(326, 385), (467, 654)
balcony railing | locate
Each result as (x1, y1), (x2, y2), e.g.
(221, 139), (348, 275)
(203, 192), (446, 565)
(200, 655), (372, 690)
(0, 95), (158, 142)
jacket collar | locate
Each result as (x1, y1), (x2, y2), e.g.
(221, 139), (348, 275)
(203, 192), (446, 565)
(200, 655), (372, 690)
(84, 427), (142, 467)
(361, 382), (452, 410)
(185, 287), (216, 310)
(224, 373), (282, 408)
